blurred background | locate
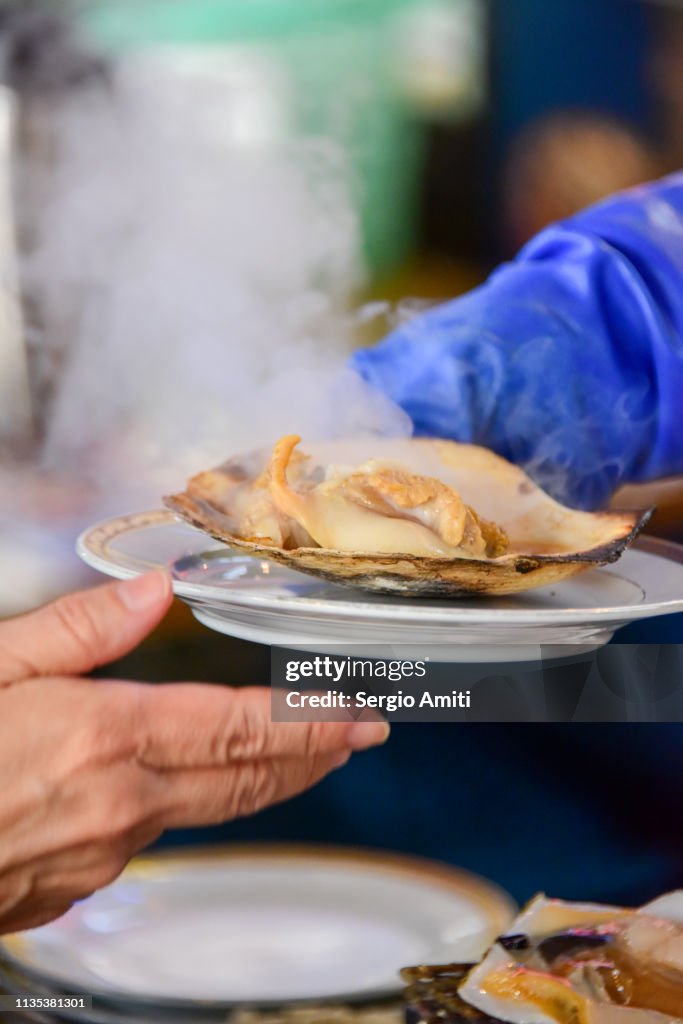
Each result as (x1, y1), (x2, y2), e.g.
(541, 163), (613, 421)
(3, 0), (683, 612)
(1, 0), (683, 907)
(3, 0), (683, 609)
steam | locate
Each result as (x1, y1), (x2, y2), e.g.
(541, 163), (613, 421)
(18, 49), (410, 512)
(356, 289), (658, 509)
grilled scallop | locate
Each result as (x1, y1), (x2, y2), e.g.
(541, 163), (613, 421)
(403, 893), (683, 1024)
(165, 435), (649, 597)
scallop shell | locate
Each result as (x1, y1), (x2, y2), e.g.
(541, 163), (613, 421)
(405, 892), (683, 1024)
(164, 438), (651, 598)
(458, 892), (683, 1024)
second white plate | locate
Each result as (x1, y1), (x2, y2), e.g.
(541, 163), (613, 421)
(2, 846), (514, 1008)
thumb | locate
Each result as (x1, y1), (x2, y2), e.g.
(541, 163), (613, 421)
(0, 572), (173, 685)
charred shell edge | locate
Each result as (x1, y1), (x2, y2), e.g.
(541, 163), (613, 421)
(402, 963), (496, 1024)
(163, 493), (654, 576)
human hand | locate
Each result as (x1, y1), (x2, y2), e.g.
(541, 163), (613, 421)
(0, 572), (388, 933)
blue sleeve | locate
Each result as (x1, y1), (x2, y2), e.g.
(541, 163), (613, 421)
(351, 174), (683, 509)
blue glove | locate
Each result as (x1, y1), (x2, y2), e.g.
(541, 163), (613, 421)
(351, 174), (683, 509)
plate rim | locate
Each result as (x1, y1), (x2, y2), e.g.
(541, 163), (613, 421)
(77, 510), (683, 625)
(1, 843), (515, 1009)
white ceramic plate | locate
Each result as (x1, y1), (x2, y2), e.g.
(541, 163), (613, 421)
(1, 846), (514, 1009)
(76, 511), (683, 659)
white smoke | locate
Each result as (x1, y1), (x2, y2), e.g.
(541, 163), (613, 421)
(20, 52), (410, 513)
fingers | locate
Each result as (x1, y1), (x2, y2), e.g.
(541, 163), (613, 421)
(0, 573), (173, 685)
(134, 683), (388, 827)
(136, 684), (389, 770)
(137, 683), (388, 828)
(158, 749), (353, 828)
(0, 672), (388, 934)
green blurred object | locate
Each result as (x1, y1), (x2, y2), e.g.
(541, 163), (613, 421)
(83, 0), (419, 44)
(81, 0), (434, 279)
